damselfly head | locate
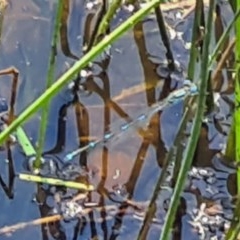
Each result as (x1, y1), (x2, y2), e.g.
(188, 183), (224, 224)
(183, 79), (198, 95)
(183, 79), (192, 87)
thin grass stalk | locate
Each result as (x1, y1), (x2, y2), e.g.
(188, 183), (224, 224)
(16, 127), (36, 157)
(18, 173), (94, 191)
(226, 194), (240, 239)
(225, 122), (235, 161)
(0, 214), (63, 235)
(137, 103), (194, 240)
(211, 37), (236, 85)
(205, 70), (215, 113)
(172, 98), (197, 182)
(187, 0), (204, 80)
(60, 0), (78, 60)
(209, 8), (240, 67)
(228, 0), (236, 12)
(93, 0), (122, 45)
(234, 0), (240, 193)
(34, 0), (64, 168)
(160, 0), (215, 239)
(0, 0), (162, 145)
(0, 203), (133, 235)
(154, 6), (174, 70)
(225, 0), (240, 191)
(85, 0), (107, 52)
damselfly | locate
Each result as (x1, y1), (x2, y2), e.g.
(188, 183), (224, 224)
(64, 80), (198, 162)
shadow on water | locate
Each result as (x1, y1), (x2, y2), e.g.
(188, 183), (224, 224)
(0, 1), (237, 239)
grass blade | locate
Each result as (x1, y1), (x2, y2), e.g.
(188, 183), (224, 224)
(15, 127), (36, 157)
(0, 0), (162, 145)
(18, 173), (94, 191)
(34, 0), (64, 168)
(160, 0), (215, 238)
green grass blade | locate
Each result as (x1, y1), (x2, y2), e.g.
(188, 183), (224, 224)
(15, 127), (36, 157)
(234, 0), (240, 193)
(155, 6), (174, 69)
(137, 101), (195, 240)
(226, 193), (240, 239)
(0, 0), (162, 145)
(235, 72), (240, 191)
(225, 0), (240, 192)
(34, 0), (64, 168)
(160, 0), (215, 238)
(187, 0), (204, 80)
(94, 0), (121, 45)
(18, 173), (94, 191)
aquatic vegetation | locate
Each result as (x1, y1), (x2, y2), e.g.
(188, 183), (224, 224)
(0, 0), (239, 239)
(18, 173), (94, 191)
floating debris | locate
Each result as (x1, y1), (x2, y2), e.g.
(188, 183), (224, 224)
(189, 202), (231, 240)
(59, 201), (83, 221)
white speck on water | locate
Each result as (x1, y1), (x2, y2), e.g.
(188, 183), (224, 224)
(213, 92), (221, 107)
(80, 69), (88, 78)
(86, 2), (94, 10)
(68, 82), (75, 90)
(175, 12), (182, 19)
(185, 42), (191, 50)
(126, 4), (134, 12)
(64, 61), (71, 69)
(113, 169), (120, 180)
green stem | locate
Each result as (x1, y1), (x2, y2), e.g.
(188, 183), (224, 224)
(94, 0), (122, 45)
(34, 0), (64, 169)
(18, 173), (94, 191)
(0, 0), (162, 146)
(187, 0), (203, 80)
(234, 0), (240, 194)
(15, 127), (36, 157)
(160, 0), (215, 238)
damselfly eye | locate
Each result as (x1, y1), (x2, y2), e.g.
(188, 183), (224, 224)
(183, 79), (198, 95)
(183, 79), (192, 87)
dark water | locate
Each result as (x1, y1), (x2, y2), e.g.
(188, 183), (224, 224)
(0, 1), (236, 239)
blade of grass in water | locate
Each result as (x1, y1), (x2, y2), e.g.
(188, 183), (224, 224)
(226, 195), (240, 239)
(211, 9), (240, 165)
(34, 0), (64, 169)
(137, 98), (196, 240)
(225, 0), (240, 238)
(225, 4), (240, 177)
(154, 6), (175, 70)
(233, 0), (240, 193)
(160, 0), (215, 238)
(0, 0), (163, 145)
(15, 127), (36, 157)
(18, 173), (94, 191)
(187, 0), (204, 80)
(94, 0), (121, 45)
